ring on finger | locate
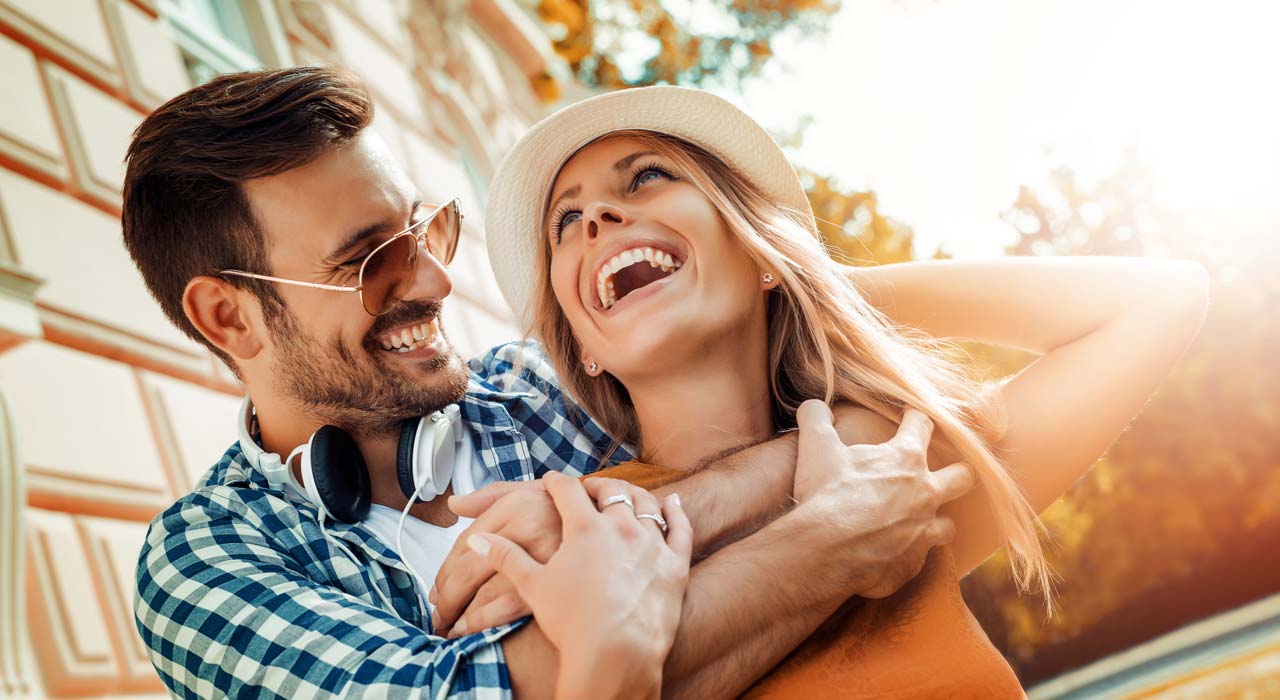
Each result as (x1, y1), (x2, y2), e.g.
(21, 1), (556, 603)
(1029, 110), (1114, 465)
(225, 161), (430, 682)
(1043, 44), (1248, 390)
(635, 512), (668, 534)
(601, 493), (635, 513)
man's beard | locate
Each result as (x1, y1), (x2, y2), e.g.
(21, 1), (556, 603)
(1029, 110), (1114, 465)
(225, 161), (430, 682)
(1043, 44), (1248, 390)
(267, 299), (469, 438)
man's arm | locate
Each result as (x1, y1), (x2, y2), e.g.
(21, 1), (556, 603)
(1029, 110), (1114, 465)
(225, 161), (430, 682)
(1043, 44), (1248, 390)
(134, 496), (522, 699)
(651, 433), (799, 555)
(471, 404), (971, 700)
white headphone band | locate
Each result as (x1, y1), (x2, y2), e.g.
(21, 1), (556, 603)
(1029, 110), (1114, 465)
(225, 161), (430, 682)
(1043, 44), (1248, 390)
(237, 398), (311, 502)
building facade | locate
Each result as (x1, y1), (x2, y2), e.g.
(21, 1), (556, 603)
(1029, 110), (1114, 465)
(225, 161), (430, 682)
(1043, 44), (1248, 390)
(0, 0), (552, 696)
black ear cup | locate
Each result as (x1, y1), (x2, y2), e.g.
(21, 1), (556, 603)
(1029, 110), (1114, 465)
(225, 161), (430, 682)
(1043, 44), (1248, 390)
(310, 425), (372, 523)
(396, 417), (423, 502)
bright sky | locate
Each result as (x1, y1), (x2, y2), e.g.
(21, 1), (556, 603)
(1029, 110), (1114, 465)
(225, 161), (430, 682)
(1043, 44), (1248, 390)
(714, 0), (1280, 257)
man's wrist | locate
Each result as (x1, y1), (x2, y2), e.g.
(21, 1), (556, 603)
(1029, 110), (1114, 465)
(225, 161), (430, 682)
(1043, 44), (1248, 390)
(788, 496), (879, 595)
(555, 640), (662, 700)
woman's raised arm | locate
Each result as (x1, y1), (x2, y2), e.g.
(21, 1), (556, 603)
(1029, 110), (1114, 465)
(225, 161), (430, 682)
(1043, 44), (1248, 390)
(847, 257), (1209, 575)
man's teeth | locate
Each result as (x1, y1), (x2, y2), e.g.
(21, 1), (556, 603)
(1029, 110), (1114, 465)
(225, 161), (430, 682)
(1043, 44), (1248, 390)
(378, 321), (436, 352)
(595, 246), (682, 309)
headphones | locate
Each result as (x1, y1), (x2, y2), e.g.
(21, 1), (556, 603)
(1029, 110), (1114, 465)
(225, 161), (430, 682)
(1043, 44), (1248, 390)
(237, 399), (462, 523)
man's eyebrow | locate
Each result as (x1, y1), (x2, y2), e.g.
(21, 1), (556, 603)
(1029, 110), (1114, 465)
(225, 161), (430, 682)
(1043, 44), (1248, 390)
(545, 150), (659, 223)
(325, 196), (424, 263)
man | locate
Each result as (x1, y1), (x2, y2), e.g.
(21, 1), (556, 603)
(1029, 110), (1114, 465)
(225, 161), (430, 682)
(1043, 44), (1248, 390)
(126, 66), (970, 699)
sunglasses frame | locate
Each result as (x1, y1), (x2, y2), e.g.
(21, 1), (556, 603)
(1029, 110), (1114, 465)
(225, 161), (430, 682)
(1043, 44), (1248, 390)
(219, 198), (462, 316)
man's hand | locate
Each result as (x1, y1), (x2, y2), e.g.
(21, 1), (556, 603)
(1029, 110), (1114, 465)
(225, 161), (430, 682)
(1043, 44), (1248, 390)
(793, 400), (975, 598)
(432, 475), (660, 636)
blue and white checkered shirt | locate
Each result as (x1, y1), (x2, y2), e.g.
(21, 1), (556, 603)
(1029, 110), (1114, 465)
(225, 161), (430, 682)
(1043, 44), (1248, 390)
(134, 342), (632, 699)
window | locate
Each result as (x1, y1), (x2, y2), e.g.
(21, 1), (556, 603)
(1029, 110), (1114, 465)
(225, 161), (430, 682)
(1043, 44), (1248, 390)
(161, 0), (291, 84)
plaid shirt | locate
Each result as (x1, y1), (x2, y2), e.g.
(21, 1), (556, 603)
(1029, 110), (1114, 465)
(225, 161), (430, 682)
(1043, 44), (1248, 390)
(134, 342), (631, 699)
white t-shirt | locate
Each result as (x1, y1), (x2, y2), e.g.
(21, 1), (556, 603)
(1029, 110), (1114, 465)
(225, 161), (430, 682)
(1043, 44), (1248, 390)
(361, 425), (495, 596)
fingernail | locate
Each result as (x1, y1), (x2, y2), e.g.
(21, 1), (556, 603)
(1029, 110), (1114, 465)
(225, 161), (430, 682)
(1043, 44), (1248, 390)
(428, 585), (437, 604)
(467, 534), (490, 556)
(672, 493), (682, 508)
(452, 617), (467, 637)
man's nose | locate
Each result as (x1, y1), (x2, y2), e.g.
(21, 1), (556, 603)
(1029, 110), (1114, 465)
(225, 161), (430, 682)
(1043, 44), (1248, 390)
(400, 244), (452, 304)
(586, 204), (628, 241)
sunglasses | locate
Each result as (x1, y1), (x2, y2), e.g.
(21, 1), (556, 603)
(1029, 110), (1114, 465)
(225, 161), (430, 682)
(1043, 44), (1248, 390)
(220, 198), (462, 316)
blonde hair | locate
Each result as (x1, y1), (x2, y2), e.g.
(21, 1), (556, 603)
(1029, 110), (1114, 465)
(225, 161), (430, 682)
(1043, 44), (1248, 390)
(530, 130), (1050, 597)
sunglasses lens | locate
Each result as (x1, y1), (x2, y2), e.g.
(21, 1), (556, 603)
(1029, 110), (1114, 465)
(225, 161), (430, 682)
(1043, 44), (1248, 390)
(426, 200), (460, 265)
(361, 233), (417, 315)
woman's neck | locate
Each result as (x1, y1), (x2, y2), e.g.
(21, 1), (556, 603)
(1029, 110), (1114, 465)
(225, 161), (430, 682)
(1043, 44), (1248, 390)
(627, 334), (775, 471)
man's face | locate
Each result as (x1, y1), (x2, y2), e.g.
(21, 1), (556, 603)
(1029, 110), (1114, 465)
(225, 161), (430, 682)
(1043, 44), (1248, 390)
(243, 130), (468, 437)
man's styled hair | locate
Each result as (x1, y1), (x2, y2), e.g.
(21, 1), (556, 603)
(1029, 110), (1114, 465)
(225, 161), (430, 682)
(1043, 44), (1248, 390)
(122, 66), (374, 366)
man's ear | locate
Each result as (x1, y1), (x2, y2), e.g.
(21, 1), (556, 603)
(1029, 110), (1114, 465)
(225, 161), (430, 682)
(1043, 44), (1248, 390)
(183, 275), (265, 362)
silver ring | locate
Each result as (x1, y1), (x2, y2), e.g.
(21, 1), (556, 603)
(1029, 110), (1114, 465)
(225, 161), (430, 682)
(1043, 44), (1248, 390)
(601, 493), (635, 513)
(635, 513), (668, 534)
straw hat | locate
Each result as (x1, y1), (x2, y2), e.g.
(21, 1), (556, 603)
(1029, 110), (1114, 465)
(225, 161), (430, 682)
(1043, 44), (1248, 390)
(483, 85), (812, 329)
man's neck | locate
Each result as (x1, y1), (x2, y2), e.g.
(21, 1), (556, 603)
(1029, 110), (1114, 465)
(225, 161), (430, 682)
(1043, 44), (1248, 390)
(252, 393), (458, 527)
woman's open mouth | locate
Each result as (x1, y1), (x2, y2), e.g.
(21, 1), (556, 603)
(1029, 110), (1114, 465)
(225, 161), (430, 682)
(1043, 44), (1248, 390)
(595, 245), (684, 310)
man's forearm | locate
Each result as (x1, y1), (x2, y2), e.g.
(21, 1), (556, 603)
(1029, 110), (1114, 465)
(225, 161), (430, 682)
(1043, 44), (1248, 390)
(504, 498), (856, 700)
(662, 498), (860, 700)
(649, 433), (798, 557)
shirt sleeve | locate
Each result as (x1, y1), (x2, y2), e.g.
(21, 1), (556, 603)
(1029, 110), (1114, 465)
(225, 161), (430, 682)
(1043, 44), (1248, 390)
(469, 340), (632, 475)
(134, 494), (523, 700)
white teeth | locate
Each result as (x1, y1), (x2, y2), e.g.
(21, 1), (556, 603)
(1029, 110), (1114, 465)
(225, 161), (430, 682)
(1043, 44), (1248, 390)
(378, 321), (437, 353)
(594, 245), (688, 310)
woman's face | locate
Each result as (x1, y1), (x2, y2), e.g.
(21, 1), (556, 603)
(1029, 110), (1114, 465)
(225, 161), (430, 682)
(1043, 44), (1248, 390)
(544, 135), (767, 381)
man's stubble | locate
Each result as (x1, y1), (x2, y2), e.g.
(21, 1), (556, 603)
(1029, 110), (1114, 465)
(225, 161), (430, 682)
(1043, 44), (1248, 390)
(267, 298), (469, 439)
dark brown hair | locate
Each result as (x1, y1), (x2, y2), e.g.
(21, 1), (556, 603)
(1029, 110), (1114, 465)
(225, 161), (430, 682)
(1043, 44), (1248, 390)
(121, 66), (374, 367)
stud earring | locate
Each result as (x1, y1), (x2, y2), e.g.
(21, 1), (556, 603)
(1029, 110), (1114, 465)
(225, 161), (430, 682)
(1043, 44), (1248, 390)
(761, 272), (775, 285)
(587, 361), (599, 373)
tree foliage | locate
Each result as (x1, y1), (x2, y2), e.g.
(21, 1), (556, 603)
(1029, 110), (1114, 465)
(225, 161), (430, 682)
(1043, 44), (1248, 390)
(959, 153), (1280, 680)
(536, 0), (839, 89)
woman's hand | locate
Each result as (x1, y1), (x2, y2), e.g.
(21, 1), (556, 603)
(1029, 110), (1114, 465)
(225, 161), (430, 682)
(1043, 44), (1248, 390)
(468, 470), (692, 700)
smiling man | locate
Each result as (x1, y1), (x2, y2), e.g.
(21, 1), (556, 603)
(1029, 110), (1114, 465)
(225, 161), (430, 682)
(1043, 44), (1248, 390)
(125, 67), (968, 699)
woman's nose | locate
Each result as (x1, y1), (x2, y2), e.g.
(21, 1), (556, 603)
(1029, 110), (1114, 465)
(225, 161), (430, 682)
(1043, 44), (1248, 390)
(586, 203), (628, 241)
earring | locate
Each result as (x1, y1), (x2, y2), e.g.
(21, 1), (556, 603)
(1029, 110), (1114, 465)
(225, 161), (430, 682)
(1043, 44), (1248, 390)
(761, 272), (775, 285)
(587, 361), (599, 374)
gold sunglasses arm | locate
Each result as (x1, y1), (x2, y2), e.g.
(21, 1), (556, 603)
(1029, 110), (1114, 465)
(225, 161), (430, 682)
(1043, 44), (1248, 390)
(219, 269), (362, 293)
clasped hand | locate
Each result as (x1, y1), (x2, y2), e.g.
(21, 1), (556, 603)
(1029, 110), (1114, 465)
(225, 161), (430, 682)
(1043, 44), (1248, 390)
(431, 400), (976, 636)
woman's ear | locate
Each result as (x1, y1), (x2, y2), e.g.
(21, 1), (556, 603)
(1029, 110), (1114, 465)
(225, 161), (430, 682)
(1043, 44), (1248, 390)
(183, 276), (264, 363)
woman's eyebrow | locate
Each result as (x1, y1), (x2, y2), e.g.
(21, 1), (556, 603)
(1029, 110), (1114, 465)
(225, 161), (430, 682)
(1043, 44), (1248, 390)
(545, 150), (660, 222)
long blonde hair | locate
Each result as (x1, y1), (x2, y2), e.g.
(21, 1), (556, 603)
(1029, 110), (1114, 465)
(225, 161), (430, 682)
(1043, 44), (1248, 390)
(531, 130), (1050, 597)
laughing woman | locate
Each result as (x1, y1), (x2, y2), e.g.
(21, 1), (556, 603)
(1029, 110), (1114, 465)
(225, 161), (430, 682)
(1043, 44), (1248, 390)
(482, 87), (1208, 698)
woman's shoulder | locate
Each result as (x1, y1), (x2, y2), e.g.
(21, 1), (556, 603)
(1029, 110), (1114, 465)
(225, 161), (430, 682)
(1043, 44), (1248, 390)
(831, 403), (899, 445)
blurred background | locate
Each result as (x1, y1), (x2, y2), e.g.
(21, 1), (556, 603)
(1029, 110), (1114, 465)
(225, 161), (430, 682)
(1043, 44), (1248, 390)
(0, 0), (1274, 698)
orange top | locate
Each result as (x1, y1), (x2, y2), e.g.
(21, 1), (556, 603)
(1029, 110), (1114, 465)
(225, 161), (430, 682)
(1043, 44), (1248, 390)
(593, 460), (1025, 700)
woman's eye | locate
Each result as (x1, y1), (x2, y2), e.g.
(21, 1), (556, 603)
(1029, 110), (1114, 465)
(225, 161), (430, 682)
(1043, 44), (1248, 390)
(552, 207), (581, 243)
(630, 165), (673, 192)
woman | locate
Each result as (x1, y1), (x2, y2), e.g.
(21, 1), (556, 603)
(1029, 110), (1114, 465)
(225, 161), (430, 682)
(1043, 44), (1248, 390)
(482, 86), (1208, 697)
